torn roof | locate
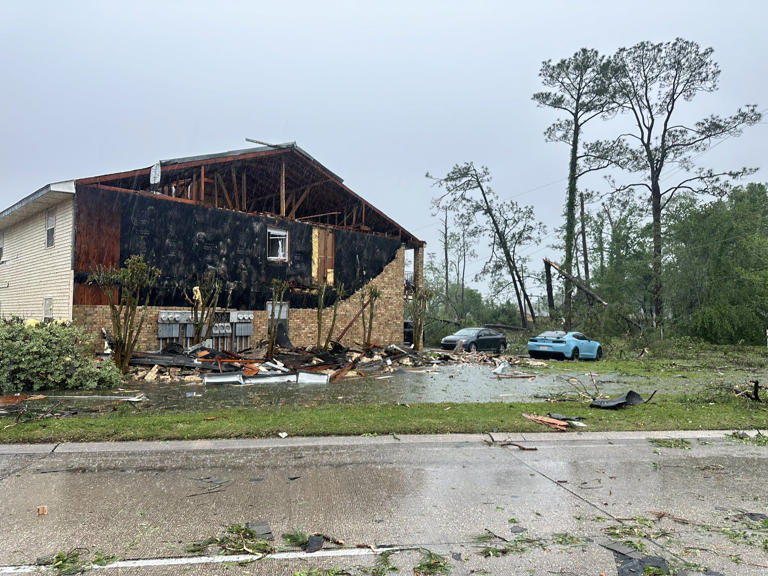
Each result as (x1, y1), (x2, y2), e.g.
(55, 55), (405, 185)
(75, 143), (424, 248)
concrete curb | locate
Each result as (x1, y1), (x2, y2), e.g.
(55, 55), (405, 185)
(1, 429), (765, 455)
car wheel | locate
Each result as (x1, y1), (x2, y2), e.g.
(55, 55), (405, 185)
(571, 347), (580, 361)
(595, 346), (602, 361)
(498, 342), (507, 354)
(468, 342), (477, 352)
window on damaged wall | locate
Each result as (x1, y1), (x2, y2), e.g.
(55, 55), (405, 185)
(46, 208), (56, 248)
(267, 228), (288, 262)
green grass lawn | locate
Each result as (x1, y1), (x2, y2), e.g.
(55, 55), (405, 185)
(3, 340), (767, 444)
(1, 395), (766, 443)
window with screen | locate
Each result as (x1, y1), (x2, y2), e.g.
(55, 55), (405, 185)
(43, 298), (53, 322)
(46, 208), (56, 248)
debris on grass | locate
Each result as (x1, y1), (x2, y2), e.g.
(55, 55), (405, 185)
(590, 389), (656, 409)
(522, 413), (568, 431)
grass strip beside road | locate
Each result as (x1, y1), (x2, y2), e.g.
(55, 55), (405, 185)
(1, 396), (767, 443)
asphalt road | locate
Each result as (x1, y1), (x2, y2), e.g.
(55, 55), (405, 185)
(1, 431), (767, 575)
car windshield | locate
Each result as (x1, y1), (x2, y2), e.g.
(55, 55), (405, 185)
(454, 328), (480, 337)
(537, 331), (566, 338)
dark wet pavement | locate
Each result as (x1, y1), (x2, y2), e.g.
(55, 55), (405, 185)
(1, 431), (767, 575)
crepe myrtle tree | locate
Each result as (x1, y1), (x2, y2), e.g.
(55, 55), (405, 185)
(604, 38), (761, 325)
(88, 255), (161, 373)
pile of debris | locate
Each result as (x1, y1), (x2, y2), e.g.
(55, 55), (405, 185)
(127, 340), (539, 386)
(128, 341), (445, 386)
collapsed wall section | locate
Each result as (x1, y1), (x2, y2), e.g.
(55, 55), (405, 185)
(72, 185), (406, 351)
(73, 246), (406, 351)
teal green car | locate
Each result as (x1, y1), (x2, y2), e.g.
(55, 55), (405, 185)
(527, 331), (602, 360)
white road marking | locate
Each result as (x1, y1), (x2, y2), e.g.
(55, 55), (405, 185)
(0, 547), (398, 574)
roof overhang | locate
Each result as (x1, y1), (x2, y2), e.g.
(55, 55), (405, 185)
(0, 181), (75, 231)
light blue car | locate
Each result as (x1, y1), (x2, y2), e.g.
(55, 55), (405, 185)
(527, 331), (602, 361)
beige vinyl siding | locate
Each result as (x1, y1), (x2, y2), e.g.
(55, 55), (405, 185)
(0, 197), (74, 320)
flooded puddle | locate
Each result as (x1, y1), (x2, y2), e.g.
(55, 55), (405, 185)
(5, 364), (715, 413)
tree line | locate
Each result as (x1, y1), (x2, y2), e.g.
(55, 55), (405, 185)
(424, 38), (764, 345)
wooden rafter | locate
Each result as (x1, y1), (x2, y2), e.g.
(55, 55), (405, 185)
(288, 185), (311, 219)
(280, 158), (286, 217)
(297, 210), (341, 221)
(215, 173), (233, 209)
(200, 166), (205, 202)
(242, 171), (247, 213)
(232, 167), (240, 211)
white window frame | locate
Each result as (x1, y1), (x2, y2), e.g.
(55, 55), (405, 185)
(46, 208), (56, 248)
(43, 298), (54, 322)
(0, 230), (4, 262)
(267, 228), (288, 262)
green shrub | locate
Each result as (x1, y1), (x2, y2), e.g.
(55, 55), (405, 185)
(0, 319), (121, 394)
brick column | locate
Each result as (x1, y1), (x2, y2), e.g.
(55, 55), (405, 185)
(413, 243), (425, 289)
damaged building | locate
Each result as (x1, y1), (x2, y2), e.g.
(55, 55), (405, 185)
(0, 143), (424, 350)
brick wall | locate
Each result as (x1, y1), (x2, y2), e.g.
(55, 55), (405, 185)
(73, 245), (406, 352)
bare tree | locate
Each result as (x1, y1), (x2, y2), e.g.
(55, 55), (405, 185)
(429, 163), (544, 328)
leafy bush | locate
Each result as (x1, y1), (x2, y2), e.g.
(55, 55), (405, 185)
(0, 319), (121, 394)
(682, 305), (764, 345)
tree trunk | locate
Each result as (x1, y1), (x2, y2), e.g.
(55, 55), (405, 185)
(473, 170), (530, 328)
(442, 208), (450, 313)
(544, 260), (556, 318)
(460, 228), (466, 320)
(516, 265), (537, 323)
(562, 116), (580, 330)
(580, 192), (590, 287)
(651, 178), (663, 325)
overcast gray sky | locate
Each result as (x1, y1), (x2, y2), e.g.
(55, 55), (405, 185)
(1, 1), (765, 296)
